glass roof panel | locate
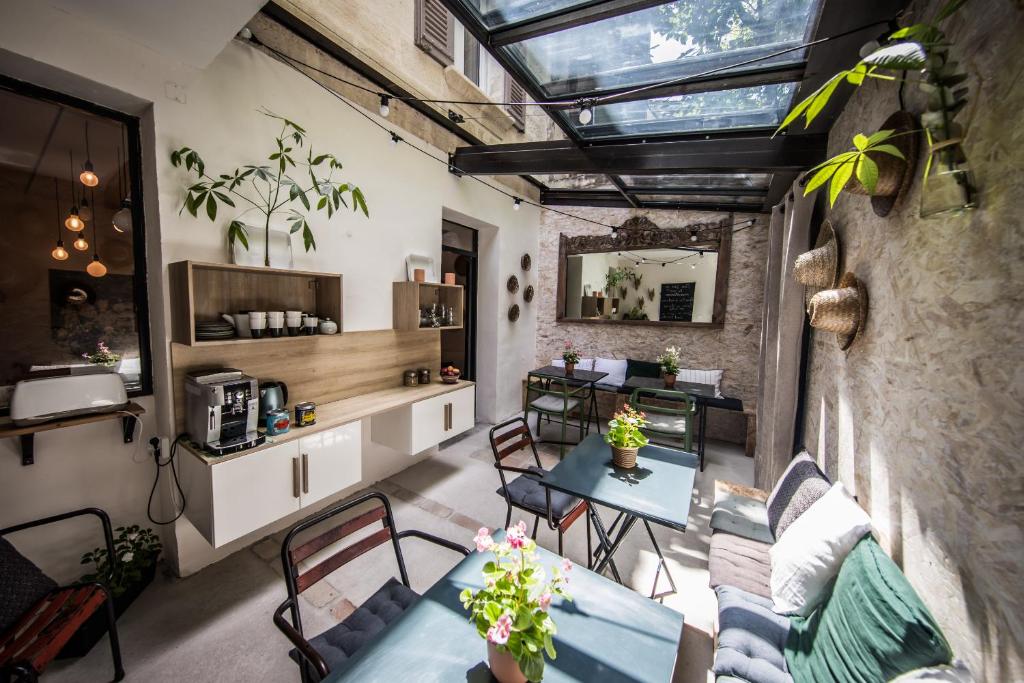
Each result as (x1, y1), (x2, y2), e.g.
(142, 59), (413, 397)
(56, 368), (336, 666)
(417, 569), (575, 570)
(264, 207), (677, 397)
(635, 193), (764, 204)
(564, 82), (795, 140)
(456, 0), (596, 29)
(620, 173), (772, 190)
(533, 173), (615, 190)
(502, 0), (819, 98)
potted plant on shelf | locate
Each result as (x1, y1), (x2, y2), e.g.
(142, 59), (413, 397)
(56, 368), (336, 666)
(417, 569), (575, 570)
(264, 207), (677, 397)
(657, 346), (681, 389)
(562, 341), (581, 375)
(604, 404), (649, 469)
(59, 525), (162, 658)
(461, 523), (572, 683)
(170, 109), (369, 268)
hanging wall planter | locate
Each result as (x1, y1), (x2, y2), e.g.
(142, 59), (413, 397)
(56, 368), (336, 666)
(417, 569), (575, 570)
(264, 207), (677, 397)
(808, 272), (868, 351)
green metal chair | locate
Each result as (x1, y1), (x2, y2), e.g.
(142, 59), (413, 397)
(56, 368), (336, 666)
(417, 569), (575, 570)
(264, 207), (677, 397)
(525, 373), (589, 457)
(629, 387), (701, 470)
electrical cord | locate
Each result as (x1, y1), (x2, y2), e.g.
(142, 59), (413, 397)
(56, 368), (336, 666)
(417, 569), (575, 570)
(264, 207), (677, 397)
(147, 434), (188, 526)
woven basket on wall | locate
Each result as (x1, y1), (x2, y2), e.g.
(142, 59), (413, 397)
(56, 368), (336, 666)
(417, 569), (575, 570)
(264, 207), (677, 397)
(808, 272), (868, 351)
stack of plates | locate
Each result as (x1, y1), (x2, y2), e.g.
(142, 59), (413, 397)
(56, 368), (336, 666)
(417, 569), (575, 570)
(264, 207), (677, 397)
(195, 319), (235, 341)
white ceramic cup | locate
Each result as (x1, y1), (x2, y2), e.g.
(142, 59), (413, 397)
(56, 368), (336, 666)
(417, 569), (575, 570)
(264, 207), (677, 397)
(268, 312), (284, 325)
(248, 311), (267, 329)
(286, 310), (302, 319)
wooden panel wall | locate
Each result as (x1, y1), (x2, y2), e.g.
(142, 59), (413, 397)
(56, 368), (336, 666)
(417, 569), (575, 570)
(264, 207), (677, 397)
(170, 330), (441, 433)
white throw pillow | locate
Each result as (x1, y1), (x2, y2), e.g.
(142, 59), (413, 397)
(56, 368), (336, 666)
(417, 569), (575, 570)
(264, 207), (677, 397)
(890, 662), (974, 682)
(675, 367), (724, 397)
(550, 358), (594, 371)
(593, 358), (627, 386)
(769, 482), (871, 617)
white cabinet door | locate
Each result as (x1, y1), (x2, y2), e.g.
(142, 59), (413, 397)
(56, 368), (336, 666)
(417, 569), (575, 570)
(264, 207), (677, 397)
(210, 441), (301, 546)
(446, 386), (476, 436)
(407, 393), (448, 454)
(370, 387), (476, 455)
(299, 421), (362, 507)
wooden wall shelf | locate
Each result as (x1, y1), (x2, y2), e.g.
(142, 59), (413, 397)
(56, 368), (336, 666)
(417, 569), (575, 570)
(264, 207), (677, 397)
(0, 402), (144, 466)
(169, 261), (343, 345)
(393, 282), (464, 331)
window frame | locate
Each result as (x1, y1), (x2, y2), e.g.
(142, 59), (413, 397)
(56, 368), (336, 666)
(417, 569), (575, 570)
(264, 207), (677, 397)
(0, 74), (154, 403)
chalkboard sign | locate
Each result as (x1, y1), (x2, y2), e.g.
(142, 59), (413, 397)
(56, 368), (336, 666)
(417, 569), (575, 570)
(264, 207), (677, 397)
(659, 282), (695, 322)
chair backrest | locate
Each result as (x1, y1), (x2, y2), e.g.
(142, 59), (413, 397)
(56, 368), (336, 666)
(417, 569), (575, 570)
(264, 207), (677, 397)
(489, 416), (539, 464)
(280, 492), (408, 629)
(526, 374), (587, 407)
(629, 387), (696, 416)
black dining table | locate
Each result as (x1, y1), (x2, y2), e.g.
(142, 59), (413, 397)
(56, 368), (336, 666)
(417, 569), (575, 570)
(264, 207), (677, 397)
(537, 434), (698, 600)
(528, 364), (608, 436)
(623, 376), (719, 464)
(325, 531), (684, 682)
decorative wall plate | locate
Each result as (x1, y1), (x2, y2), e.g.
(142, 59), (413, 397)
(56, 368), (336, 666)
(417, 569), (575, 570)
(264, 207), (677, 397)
(521, 253), (532, 271)
(523, 285), (534, 303)
(508, 303), (520, 322)
(506, 274), (519, 294)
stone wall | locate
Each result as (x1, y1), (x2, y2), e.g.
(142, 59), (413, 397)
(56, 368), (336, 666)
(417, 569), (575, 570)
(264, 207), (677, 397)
(800, 0), (1024, 677)
(537, 207), (767, 441)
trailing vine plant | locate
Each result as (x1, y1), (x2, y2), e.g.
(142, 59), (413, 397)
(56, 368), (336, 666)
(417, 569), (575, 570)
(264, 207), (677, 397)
(775, 0), (968, 206)
(170, 109), (369, 266)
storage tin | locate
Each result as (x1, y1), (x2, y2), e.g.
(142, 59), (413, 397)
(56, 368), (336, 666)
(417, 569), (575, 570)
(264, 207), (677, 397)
(294, 401), (317, 427)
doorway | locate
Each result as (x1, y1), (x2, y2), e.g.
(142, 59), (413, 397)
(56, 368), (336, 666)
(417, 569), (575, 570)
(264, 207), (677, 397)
(441, 221), (477, 381)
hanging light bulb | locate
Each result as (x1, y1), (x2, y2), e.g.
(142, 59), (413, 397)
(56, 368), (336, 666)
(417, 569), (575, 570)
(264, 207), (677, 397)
(690, 230), (698, 242)
(73, 235), (89, 251)
(80, 121), (99, 186)
(578, 105), (592, 125)
(513, 197), (522, 211)
(65, 149), (85, 231)
(111, 142), (131, 233)
(86, 188), (107, 277)
(51, 179), (69, 261)
(690, 261), (696, 270)
(79, 195), (93, 221)
(389, 132), (402, 146)
(379, 94), (391, 118)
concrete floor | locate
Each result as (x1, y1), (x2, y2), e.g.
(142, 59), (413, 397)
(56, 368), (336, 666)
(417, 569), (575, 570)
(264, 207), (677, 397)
(49, 420), (753, 683)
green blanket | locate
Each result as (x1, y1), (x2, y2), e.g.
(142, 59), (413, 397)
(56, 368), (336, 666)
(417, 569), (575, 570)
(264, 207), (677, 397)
(785, 536), (952, 682)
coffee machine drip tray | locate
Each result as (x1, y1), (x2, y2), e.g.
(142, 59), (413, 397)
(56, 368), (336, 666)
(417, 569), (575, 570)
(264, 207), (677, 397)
(204, 431), (266, 456)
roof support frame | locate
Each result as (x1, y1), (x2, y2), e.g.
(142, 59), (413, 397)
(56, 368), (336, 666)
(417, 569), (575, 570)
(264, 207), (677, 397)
(488, 0), (676, 48)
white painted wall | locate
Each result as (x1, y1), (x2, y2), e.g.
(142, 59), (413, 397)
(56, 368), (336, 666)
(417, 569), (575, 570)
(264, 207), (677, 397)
(0, 2), (540, 577)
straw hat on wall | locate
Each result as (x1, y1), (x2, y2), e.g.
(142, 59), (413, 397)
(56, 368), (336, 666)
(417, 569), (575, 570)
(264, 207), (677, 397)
(808, 272), (868, 350)
(794, 219), (839, 308)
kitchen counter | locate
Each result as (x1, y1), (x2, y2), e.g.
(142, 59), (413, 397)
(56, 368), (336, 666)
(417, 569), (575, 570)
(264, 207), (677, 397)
(182, 379), (474, 465)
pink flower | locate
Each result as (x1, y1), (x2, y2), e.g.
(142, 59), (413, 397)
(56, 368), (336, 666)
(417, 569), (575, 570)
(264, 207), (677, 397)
(561, 558), (573, 573)
(506, 520), (528, 549)
(539, 592), (552, 612)
(487, 613), (513, 645)
(473, 527), (494, 552)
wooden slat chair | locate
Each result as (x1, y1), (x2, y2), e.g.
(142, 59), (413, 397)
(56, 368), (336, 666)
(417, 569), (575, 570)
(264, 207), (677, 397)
(489, 416), (591, 564)
(273, 492), (469, 683)
(524, 373), (590, 457)
(629, 387), (703, 470)
(0, 508), (125, 683)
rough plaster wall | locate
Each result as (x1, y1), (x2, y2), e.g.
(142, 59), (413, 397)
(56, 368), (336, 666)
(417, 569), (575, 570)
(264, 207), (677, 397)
(800, 1), (1024, 677)
(537, 208), (768, 436)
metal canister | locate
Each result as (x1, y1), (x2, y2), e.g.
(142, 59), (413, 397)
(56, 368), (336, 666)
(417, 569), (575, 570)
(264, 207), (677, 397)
(294, 401), (317, 427)
(417, 367), (431, 385)
(265, 409), (290, 436)
(403, 370), (418, 387)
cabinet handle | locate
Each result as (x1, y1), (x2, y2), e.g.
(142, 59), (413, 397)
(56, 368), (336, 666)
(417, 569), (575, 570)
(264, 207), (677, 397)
(302, 453), (309, 494)
(292, 457), (301, 498)
(447, 402), (453, 431)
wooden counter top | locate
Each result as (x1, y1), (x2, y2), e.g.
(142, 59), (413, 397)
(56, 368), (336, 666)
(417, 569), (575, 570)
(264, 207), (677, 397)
(183, 380), (474, 465)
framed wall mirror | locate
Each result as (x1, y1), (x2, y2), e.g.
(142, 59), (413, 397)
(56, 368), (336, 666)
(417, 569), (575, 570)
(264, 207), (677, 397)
(556, 216), (731, 327)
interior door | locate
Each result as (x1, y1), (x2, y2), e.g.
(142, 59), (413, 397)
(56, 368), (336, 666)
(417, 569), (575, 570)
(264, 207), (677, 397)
(299, 422), (362, 507)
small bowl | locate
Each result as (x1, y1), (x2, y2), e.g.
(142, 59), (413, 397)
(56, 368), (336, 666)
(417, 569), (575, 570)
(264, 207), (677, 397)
(441, 372), (461, 384)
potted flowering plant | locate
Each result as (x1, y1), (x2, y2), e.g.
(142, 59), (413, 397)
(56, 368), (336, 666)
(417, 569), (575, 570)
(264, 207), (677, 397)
(657, 346), (681, 388)
(461, 522), (572, 683)
(561, 341), (581, 375)
(82, 341), (120, 368)
(604, 404), (649, 469)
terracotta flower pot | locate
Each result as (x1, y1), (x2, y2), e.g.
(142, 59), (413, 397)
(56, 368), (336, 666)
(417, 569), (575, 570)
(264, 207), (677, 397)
(611, 445), (639, 469)
(488, 642), (527, 683)
(664, 373), (677, 389)
(564, 362), (575, 376)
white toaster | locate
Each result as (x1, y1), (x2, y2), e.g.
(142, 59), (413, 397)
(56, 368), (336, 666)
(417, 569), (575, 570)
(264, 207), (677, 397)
(10, 374), (129, 426)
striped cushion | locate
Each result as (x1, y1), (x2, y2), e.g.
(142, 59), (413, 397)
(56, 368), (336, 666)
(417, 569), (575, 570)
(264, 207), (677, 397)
(675, 367), (724, 397)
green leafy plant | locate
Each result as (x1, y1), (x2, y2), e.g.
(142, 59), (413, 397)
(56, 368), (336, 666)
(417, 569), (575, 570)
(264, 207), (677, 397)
(657, 346), (682, 376)
(775, 0), (968, 206)
(561, 340), (580, 364)
(80, 525), (161, 598)
(82, 340), (120, 367)
(170, 109), (369, 266)
(603, 267), (631, 294)
(604, 404), (650, 449)
(462, 523), (572, 682)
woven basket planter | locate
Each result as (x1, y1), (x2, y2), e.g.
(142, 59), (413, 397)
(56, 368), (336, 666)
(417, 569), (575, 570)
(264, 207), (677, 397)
(611, 445), (639, 469)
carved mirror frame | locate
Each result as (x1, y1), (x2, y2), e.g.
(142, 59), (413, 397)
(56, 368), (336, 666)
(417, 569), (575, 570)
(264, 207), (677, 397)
(556, 215), (731, 328)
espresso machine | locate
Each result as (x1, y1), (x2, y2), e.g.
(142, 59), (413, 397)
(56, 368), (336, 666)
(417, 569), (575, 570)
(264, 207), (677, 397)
(184, 368), (265, 455)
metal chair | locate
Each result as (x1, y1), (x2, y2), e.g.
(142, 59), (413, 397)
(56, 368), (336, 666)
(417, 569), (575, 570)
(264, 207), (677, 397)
(524, 373), (590, 457)
(629, 387), (703, 470)
(489, 416), (591, 565)
(273, 492), (469, 683)
(0, 508), (125, 683)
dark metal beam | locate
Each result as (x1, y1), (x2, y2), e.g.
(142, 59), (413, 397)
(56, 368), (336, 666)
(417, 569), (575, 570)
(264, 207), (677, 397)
(541, 189), (769, 213)
(622, 186), (768, 197)
(452, 134), (828, 176)
(489, 0), (674, 47)
(607, 174), (638, 207)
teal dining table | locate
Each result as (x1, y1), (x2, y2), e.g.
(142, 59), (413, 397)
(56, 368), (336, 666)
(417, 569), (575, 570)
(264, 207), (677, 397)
(326, 531), (684, 682)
